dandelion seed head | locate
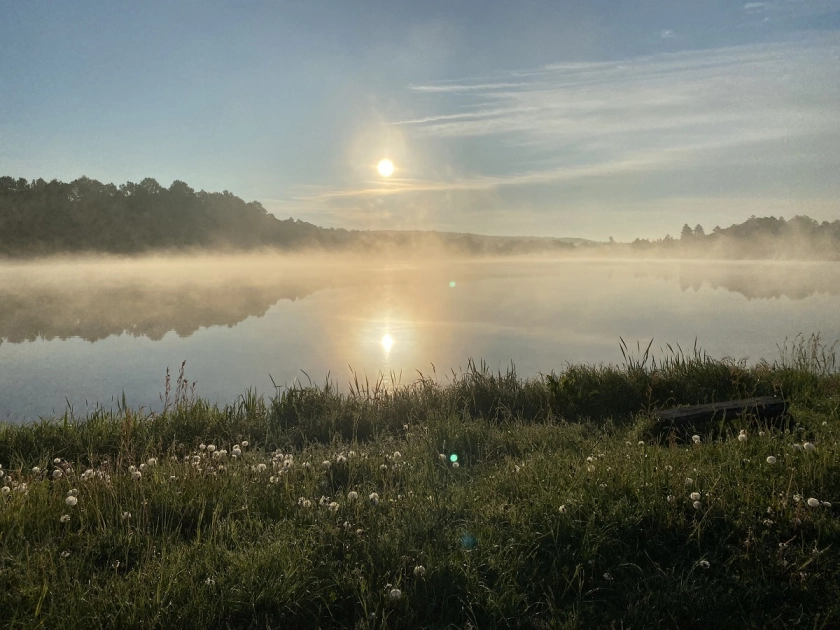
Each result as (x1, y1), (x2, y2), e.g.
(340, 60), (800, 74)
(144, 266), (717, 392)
(699, 560), (710, 569)
(637, 441), (645, 446)
(692, 435), (701, 444)
(369, 492), (380, 506)
(52, 469), (63, 479)
(666, 495), (675, 503)
(147, 458), (157, 466)
(241, 441), (249, 447)
(822, 501), (832, 507)
(766, 455), (777, 464)
(256, 463), (267, 472)
(690, 492), (701, 501)
(685, 478), (693, 485)
(603, 572), (613, 581)
(328, 501), (339, 512)
(65, 495), (78, 507)
(32, 466), (41, 474)
(452, 462), (460, 469)
(393, 451), (401, 460)
(558, 504), (567, 513)
(438, 453), (446, 461)
(380, 464), (388, 471)
(738, 434), (747, 442)
(759, 431), (766, 436)
(122, 511), (131, 520)
(693, 501), (702, 509)
(804, 442), (816, 452)
(322, 460), (331, 469)
(131, 470), (142, 480)
(60, 550), (70, 558)
(199, 444), (206, 450)
(348, 491), (359, 501)
(388, 588), (402, 601)
(807, 497), (820, 507)
(414, 565), (426, 577)
(1, 486), (9, 494)
(232, 447), (242, 457)
(792, 444), (802, 451)
(60, 514), (70, 523)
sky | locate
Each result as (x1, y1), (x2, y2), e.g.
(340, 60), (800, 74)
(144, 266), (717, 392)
(1, 0), (839, 240)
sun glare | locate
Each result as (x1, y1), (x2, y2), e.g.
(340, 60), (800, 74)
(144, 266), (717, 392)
(377, 159), (394, 177)
(381, 334), (394, 352)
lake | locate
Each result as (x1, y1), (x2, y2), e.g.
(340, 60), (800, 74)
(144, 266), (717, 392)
(1, 254), (839, 422)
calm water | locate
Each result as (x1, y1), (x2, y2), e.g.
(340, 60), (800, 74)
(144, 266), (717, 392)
(1, 255), (839, 422)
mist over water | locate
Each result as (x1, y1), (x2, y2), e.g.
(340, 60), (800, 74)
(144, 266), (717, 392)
(1, 254), (839, 422)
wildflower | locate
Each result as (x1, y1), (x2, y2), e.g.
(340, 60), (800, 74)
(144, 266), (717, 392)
(369, 492), (380, 506)
(452, 462), (460, 469)
(328, 501), (339, 512)
(131, 470), (142, 480)
(322, 460), (331, 470)
(348, 491), (359, 501)
(807, 498), (820, 508)
(692, 435), (701, 444)
(766, 456), (777, 464)
(699, 560), (710, 569)
(666, 495), (675, 503)
(60, 550), (70, 558)
(65, 495), (78, 507)
(690, 492), (701, 501)
(60, 514), (71, 523)
(122, 512), (131, 520)
(147, 458), (157, 466)
(693, 501), (702, 509)
(52, 469), (63, 479)
(558, 504), (567, 513)
(804, 442), (816, 452)
(414, 565), (426, 577)
(256, 463), (267, 473)
(241, 441), (249, 447)
(388, 588), (402, 602)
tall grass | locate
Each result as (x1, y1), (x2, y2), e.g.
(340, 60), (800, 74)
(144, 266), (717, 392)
(0, 336), (838, 628)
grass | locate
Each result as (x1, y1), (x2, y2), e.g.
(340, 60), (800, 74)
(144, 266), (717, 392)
(1, 334), (839, 629)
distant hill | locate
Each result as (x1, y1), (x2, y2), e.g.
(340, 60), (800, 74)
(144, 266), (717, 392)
(0, 176), (592, 256)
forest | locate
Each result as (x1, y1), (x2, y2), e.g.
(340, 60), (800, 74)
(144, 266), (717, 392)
(2, 175), (839, 258)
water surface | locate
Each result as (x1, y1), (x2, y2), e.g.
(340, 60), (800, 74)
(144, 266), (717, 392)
(1, 255), (838, 422)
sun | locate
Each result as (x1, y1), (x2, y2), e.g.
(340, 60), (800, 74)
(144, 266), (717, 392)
(381, 334), (394, 352)
(377, 159), (395, 177)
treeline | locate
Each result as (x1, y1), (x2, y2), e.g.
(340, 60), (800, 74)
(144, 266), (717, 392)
(0, 176), (351, 255)
(623, 216), (840, 259)
(0, 175), (581, 257)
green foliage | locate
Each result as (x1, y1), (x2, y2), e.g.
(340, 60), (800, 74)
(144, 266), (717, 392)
(1, 343), (840, 628)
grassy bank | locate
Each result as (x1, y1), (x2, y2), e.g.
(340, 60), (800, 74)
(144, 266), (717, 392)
(1, 337), (839, 629)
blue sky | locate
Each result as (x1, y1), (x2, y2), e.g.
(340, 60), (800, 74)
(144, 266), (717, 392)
(1, 0), (839, 239)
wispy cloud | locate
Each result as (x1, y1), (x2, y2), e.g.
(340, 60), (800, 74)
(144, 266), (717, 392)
(274, 34), (840, 237)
